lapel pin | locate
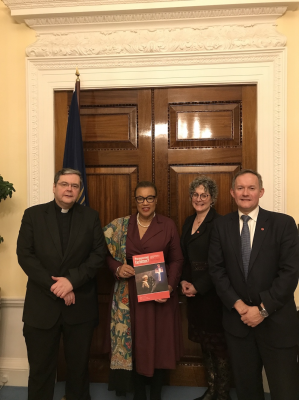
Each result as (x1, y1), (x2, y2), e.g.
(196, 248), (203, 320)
(261, 228), (264, 231)
(197, 231), (199, 233)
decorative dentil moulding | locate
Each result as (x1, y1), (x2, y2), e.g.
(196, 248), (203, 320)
(22, 7), (288, 27)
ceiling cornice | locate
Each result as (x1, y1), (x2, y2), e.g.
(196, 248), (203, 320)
(2, 1), (298, 25)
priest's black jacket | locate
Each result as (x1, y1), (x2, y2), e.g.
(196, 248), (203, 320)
(17, 200), (106, 329)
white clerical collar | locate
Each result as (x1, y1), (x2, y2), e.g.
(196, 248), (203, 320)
(61, 208), (69, 214)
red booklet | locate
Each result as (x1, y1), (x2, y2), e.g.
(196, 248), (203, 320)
(133, 251), (170, 302)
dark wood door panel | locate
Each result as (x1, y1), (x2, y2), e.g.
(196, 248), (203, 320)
(85, 150), (139, 166)
(80, 88), (140, 106)
(86, 167), (138, 227)
(81, 106), (138, 148)
(54, 91), (69, 172)
(170, 103), (240, 148)
(153, 89), (172, 217)
(241, 85), (257, 170)
(168, 148), (242, 164)
(166, 85), (243, 103)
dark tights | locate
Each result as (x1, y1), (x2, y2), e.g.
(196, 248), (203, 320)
(133, 368), (166, 400)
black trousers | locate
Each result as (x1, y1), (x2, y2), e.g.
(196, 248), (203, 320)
(23, 316), (95, 400)
(225, 330), (299, 400)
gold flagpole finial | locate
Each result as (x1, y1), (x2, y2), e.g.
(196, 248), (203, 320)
(75, 67), (80, 82)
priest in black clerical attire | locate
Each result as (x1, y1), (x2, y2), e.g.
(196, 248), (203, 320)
(17, 168), (106, 400)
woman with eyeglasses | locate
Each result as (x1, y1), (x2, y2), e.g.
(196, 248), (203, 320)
(103, 181), (184, 400)
(180, 176), (231, 400)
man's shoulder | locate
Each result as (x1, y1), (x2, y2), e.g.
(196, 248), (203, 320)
(25, 202), (98, 216)
(209, 207), (222, 221)
(25, 201), (53, 214)
(214, 211), (237, 224)
(259, 208), (295, 224)
(74, 203), (99, 217)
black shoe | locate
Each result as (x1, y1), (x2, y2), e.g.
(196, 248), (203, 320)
(194, 388), (217, 400)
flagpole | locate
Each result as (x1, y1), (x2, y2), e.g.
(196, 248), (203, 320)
(63, 68), (89, 206)
(75, 67), (80, 109)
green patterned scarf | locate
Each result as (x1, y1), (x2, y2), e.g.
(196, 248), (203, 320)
(103, 216), (132, 371)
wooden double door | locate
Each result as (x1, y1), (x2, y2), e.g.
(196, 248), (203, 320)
(55, 84), (257, 386)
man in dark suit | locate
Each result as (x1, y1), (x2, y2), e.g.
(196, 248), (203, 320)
(17, 168), (106, 400)
(209, 169), (299, 400)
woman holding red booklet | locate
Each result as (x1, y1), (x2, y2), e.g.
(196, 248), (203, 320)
(180, 176), (231, 400)
(103, 181), (184, 400)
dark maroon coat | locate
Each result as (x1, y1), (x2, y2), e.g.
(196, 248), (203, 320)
(106, 214), (184, 377)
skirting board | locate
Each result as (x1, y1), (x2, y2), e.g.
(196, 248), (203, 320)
(0, 298), (29, 387)
(0, 357), (29, 387)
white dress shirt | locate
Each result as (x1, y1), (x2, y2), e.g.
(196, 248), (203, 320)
(238, 206), (260, 248)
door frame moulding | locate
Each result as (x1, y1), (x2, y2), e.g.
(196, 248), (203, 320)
(26, 49), (285, 213)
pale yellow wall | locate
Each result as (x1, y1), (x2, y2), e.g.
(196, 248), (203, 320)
(0, 2), (35, 297)
(0, 2), (298, 303)
(277, 11), (299, 222)
(277, 11), (299, 304)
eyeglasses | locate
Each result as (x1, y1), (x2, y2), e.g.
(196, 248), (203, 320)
(135, 195), (156, 204)
(57, 182), (80, 190)
(191, 192), (210, 201)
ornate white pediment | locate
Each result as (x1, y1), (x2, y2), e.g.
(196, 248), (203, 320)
(3, 1), (297, 57)
(26, 24), (287, 58)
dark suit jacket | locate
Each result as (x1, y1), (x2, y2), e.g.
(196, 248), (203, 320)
(209, 207), (299, 348)
(17, 200), (107, 329)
